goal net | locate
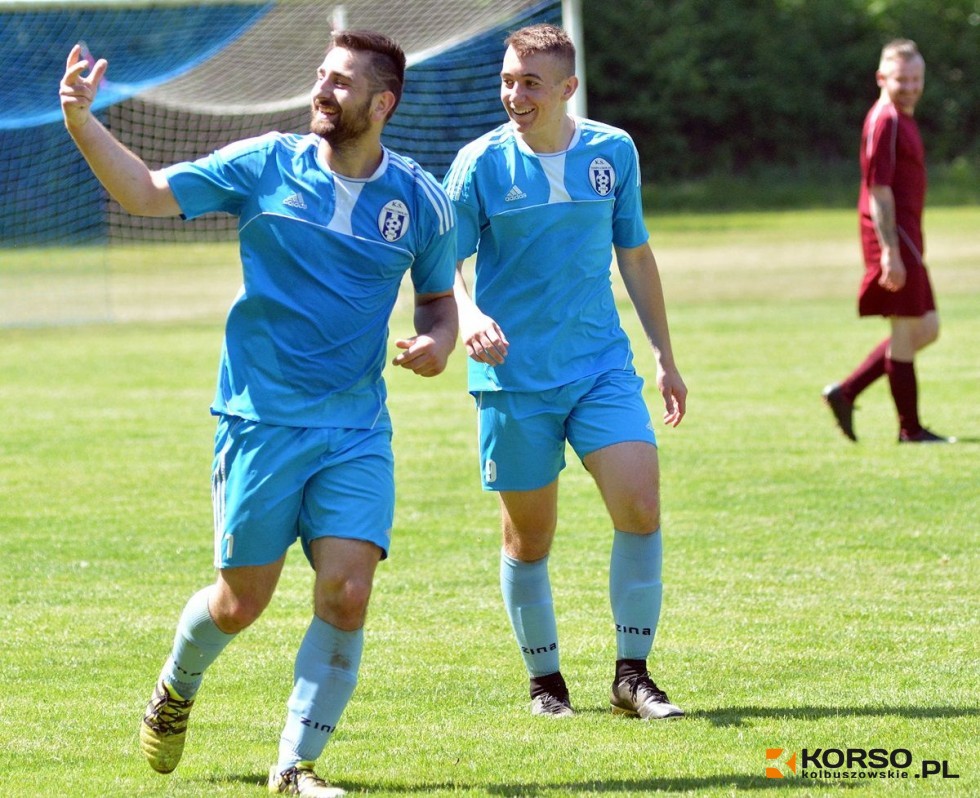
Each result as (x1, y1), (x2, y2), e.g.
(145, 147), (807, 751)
(0, 0), (562, 325)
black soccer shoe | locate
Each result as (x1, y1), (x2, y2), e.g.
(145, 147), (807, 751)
(822, 384), (857, 442)
(529, 671), (574, 717)
(610, 672), (684, 720)
(898, 427), (956, 444)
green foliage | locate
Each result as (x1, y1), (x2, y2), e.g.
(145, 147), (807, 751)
(583, 0), (979, 179)
(1, 213), (978, 795)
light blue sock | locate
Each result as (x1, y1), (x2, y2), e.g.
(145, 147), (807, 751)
(162, 587), (236, 700)
(277, 616), (362, 770)
(500, 551), (560, 677)
(609, 529), (663, 660)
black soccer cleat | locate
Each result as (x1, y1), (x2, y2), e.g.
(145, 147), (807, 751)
(898, 428), (956, 444)
(822, 384), (857, 442)
(529, 671), (574, 717)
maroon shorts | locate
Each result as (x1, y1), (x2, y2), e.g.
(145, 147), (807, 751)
(858, 219), (936, 317)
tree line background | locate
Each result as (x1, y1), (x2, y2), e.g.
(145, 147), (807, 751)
(581, 0), (978, 185)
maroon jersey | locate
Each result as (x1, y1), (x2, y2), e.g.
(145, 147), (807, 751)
(857, 99), (934, 317)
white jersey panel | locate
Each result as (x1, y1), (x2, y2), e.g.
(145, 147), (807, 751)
(444, 119), (648, 392)
(166, 134), (456, 427)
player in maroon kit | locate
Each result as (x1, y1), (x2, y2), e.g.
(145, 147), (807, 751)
(823, 39), (954, 444)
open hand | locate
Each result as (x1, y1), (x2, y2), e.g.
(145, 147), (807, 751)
(462, 315), (509, 365)
(60, 44), (107, 130)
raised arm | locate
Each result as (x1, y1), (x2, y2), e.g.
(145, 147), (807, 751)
(615, 242), (687, 427)
(59, 44), (180, 217)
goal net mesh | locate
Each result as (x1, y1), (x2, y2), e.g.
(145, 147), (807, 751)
(0, 0), (561, 324)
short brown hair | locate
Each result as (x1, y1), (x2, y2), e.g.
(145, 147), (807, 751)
(879, 38), (923, 69)
(329, 29), (406, 118)
(504, 23), (575, 78)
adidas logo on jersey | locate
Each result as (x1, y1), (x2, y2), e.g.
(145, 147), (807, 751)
(504, 185), (527, 202)
(283, 192), (307, 209)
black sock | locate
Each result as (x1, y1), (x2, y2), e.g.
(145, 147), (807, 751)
(615, 658), (647, 683)
(529, 671), (568, 699)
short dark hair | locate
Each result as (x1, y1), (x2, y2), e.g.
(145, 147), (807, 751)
(329, 29), (406, 119)
(504, 23), (575, 78)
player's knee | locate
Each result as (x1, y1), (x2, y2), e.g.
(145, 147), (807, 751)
(911, 313), (939, 350)
(212, 594), (267, 633)
(612, 491), (660, 534)
(501, 519), (555, 562)
(316, 574), (373, 630)
(503, 538), (552, 562)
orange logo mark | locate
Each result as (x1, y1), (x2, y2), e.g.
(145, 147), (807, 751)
(766, 748), (797, 778)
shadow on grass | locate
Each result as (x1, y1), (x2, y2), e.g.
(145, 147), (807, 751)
(214, 704), (976, 794)
(484, 775), (864, 794)
(565, 704), (980, 725)
(697, 704), (980, 727)
(222, 770), (867, 795)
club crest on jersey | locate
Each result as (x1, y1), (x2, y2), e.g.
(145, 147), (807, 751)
(378, 200), (410, 242)
(588, 157), (616, 196)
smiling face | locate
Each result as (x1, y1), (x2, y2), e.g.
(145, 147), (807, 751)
(499, 46), (578, 151)
(877, 53), (925, 115)
(309, 46), (376, 147)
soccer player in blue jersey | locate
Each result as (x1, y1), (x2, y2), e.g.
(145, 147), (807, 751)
(61, 30), (457, 797)
(444, 24), (687, 721)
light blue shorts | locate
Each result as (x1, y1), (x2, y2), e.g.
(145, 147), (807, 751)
(475, 369), (657, 492)
(210, 414), (395, 568)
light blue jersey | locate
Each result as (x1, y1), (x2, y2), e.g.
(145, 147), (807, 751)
(165, 133), (456, 428)
(444, 118), (649, 393)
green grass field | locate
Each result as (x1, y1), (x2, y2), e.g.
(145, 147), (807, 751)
(1, 207), (977, 796)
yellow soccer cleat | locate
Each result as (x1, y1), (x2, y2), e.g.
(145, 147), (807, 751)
(139, 679), (195, 773)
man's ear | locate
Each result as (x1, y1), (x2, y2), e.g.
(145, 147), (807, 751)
(374, 90), (397, 120)
(562, 75), (579, 102)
